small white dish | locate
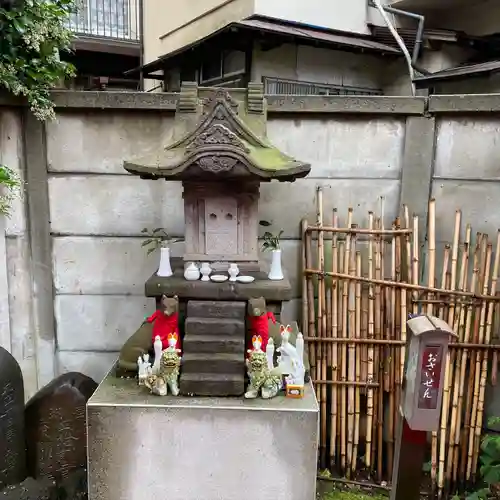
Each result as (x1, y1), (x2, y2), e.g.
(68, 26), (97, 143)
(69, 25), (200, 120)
(210, 274), (228, 283)
(236, 275), (255, 284)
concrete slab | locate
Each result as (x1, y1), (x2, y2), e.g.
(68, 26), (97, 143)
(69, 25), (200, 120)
(87, 369), (319, 500)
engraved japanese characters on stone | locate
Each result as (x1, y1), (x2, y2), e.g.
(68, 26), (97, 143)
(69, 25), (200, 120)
(0, 347), (26, 490)
(25, 372), (97, 482)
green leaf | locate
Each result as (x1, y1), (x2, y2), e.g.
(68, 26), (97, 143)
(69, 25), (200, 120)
(141, 228), (149, 233)
(152, 227), (164, 233)
(146, 247), (156, 256)
(141, 239), (154, 247)
(259, 220), (272, 227)
(483, 464), (500, 485)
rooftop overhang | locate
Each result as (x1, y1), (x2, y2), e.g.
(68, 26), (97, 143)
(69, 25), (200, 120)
(72, 36), (141, 58)
(414, 60), (500, 87)
(124, 83), (311, 183)
(127, 16), (400, 79)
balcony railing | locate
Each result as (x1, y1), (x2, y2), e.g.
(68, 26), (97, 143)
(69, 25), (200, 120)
(263, 77), (383, 96)
(67, 0), (140, 42)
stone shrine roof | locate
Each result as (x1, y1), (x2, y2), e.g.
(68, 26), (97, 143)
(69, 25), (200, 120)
(124, 83), (310, 182)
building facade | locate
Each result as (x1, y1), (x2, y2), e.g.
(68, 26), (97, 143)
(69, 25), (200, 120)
(137, 0), (500, 95)
(64, 0), (142, 90)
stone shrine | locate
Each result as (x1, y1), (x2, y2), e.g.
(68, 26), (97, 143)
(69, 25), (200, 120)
(87, 83), (318, 500)
(123, 82), (311, 397)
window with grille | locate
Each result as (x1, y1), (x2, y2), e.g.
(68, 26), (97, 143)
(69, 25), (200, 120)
(263, 77), (383, 96)
(67, 0), (139, 41)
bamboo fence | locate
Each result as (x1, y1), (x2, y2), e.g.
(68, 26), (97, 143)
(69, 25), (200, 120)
(302, 188), (500, 498)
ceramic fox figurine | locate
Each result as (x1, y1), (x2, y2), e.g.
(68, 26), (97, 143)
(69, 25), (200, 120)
(245, 335), (282, 400)
(277, 324), (294, 375)
(246, 297), (276, 353)
(146, 295), (181, 350)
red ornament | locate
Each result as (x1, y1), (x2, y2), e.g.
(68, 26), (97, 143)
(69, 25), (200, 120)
(247, 311), (276, 353)
(146, 310), (180, 350)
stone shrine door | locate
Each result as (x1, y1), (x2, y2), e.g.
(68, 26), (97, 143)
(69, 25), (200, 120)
(204, 197), (238, 256)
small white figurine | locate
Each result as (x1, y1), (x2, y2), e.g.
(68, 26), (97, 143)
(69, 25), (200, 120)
(266, 338), (275, 370)
(277, 325), (306, 387)
(143, 353), (152, 375)
(152, 335), (163, 375)
(137, 356), (146, 386)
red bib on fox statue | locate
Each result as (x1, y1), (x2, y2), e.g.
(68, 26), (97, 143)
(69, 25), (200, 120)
(146, 295), (180, 350)
(247, 297), (275, 353)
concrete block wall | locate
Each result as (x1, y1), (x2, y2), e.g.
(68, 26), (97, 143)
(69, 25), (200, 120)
(3, 91), (500, 398)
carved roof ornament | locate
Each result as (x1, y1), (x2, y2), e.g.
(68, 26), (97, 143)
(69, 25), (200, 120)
(202, 89), (239, 116)
(124, 82), (311, 182)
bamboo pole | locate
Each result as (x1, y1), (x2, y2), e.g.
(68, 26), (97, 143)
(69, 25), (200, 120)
(305, 226), (413, 235)
(302, 218), (309, 338)
(394, 219), (403, 474)
(449, 233), (478, 487)
(438, 245), (451, 318)
(453, 236), (481, 485)
(459, 236), (486, 482)
(387, 222), (397, 478)
(473, 231), (500, 477)
(366, 211), (375, 469)
(339, 237), (347, 474)
(438, 211), (461, 497)
(304, 219), (317, 390)
(375, 217), (384, 482)
(330, 209), (339, 468)
(466, 240), (492, 481)
(302, 270), (500, 302)
(316, 187), (327, 468)
(346, 223), (357, 477)
(352, 251), (362, 475)
(446, 226), (472, 484)
(426, 200), (439, 492)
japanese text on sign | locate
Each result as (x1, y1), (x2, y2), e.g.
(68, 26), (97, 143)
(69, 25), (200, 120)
(417, 345), (443, 410)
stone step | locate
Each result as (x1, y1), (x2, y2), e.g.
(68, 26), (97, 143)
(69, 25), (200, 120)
(183, 334), (245, 355)
(185, 317), (245, 337)
(180, 372), (245, 397)
(182, 353), (244, 375)
(187, 300), (246, 320)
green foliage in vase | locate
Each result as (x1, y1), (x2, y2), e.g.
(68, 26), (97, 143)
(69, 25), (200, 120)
(0, 164), (22, 217)
(0, 0), (76, 121)
(466, 417), (500, 500)
(141, 228), (181, 256)
(260, 220), (283, 252)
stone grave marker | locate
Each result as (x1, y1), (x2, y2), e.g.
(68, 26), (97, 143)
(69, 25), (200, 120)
(0, 347), (26, 490)
(25, 372), (97, 484)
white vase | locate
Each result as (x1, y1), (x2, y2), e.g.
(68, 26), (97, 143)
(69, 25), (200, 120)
(200, 262), (212, 281)
(268, 249), (284, 281)
(157, 247), (173, 277)
(184, 262), (200, 281)
(228, 263), (239, 282)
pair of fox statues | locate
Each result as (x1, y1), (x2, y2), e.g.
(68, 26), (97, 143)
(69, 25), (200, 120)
(117, 295), (308, 399)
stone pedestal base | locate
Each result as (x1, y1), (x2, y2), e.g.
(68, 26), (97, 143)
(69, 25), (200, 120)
(87, 369), (319, 500)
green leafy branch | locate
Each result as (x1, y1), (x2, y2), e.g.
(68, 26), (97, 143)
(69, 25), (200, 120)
(0, 0), (77, 121)
(465, 417), (500, 500)
(141, 228), (181, 256)
(260, 220), (283, 252)
(0, 164), (22, 217)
